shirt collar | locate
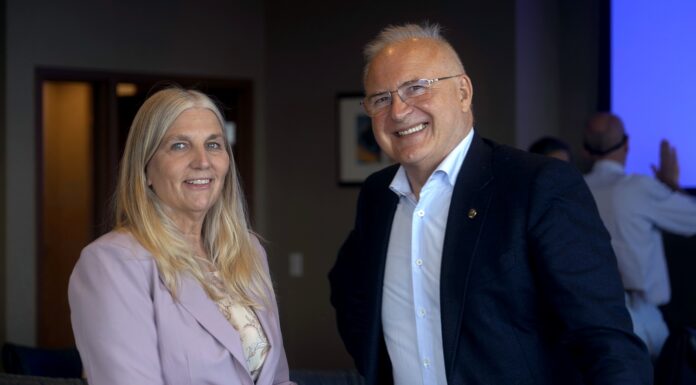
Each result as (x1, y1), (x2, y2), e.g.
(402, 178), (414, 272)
(389, 128), (475, 197)
(593, 159), (625, 174)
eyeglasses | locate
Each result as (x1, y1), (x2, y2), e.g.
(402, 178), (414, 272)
(362, 74), (463, 116)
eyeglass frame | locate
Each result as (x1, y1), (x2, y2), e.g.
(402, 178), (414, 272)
(361, 74), (464, 116)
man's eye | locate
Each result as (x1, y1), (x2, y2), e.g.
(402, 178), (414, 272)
(371, 94), (391, 108)
(404, 84), (427, 95)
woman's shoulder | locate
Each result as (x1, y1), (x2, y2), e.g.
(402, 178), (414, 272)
(79, 230), (155, 269)
(70, 230), (159, 299)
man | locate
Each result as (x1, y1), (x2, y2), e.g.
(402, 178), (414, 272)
(528, 136), (572, 162)
(329, 23), (651, 385)
(583, 112), (696, 359)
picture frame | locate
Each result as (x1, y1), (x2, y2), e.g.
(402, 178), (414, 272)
(337, 94), (393, 185)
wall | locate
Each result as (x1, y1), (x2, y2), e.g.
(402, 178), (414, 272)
(4, 0), (266, 345)
(515, 0), (561, 149)
(515, 0), (601, 158)
(558, 0), (602, 169)
(0, 0), (6, 348)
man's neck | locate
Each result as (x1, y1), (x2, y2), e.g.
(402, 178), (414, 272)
(404, 166), (432, 200)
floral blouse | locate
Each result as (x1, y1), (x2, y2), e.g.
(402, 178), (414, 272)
(207, 271), (270, 382)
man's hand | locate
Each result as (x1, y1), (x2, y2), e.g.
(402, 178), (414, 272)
(651, 139), (680, 191)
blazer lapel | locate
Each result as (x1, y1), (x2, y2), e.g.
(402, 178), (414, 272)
(176, 273), (250, 378)
(364, 167), (400, 381)
(370, 172), (400, 292)
(252, 305), (278, 385)
(440, 134), (494, 376)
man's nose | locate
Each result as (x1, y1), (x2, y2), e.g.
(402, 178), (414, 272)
(389, 93), (412, 121)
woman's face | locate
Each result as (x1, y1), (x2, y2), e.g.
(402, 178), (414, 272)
(146, 107), (230, 229)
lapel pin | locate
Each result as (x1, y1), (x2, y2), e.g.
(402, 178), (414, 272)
(468, 208), (477, 219)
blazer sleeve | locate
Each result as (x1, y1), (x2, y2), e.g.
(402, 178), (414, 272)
(329, 193), (370, 374)
(69, 239), (164, 385)
(527, 161), (652, 384)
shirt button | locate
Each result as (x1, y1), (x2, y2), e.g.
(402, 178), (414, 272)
(415, 259), (423, 266)
(423, 358), (431, 368)
(417, 209), (425, 217)
(418, 308), (426, 317)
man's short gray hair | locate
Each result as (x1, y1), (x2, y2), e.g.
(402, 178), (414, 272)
(362, 22), (463, 84)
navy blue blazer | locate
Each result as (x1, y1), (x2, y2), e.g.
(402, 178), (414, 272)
(329, 134), (651, 385)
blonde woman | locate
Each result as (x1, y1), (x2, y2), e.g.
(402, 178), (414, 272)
(69, 88), (294, 385)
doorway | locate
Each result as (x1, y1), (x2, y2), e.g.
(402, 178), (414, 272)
(36, 69), (254, 347)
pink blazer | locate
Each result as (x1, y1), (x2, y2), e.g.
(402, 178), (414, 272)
(69, 231), (294, 385)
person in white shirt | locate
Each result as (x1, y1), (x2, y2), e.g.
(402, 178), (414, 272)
(583, 112), (696, 359)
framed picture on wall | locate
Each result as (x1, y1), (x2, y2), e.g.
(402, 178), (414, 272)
(337, 94), (393, 185)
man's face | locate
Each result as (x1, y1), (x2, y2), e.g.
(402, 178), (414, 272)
(365, 39), (473, 177)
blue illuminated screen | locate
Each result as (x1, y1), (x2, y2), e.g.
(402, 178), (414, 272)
(612, 0), (696, 186)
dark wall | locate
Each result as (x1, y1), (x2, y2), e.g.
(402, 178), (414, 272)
(264, 0), (516, 369)
(0, 0), (6, 349)
(558, 0), (603, 171)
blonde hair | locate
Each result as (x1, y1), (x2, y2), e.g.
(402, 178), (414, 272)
(114, 87), (272, 308)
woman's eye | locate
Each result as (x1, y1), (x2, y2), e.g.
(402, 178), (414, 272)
(171, 142), (187, 150)
(207, 142), (222, 150)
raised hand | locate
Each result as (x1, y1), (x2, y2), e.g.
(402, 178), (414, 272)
(651, 139), (680, 191)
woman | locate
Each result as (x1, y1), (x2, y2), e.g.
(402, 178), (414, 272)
(69, 88), (294, 385)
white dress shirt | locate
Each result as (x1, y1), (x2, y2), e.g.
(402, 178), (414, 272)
(382, 129), (473, 385)
(585, 159), (696, 357)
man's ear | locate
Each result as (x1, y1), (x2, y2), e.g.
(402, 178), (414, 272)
(458, 74), (473, 112)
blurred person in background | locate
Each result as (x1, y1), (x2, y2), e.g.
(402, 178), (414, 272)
(584, 112), (696, 360)
(528, 136), (572, 162)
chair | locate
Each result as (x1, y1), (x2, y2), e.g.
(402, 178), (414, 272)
(1, 343), (82, 379)
(0, 373), (85, 385)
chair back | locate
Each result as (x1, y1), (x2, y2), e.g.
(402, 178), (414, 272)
(1, 343), (82, 379)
